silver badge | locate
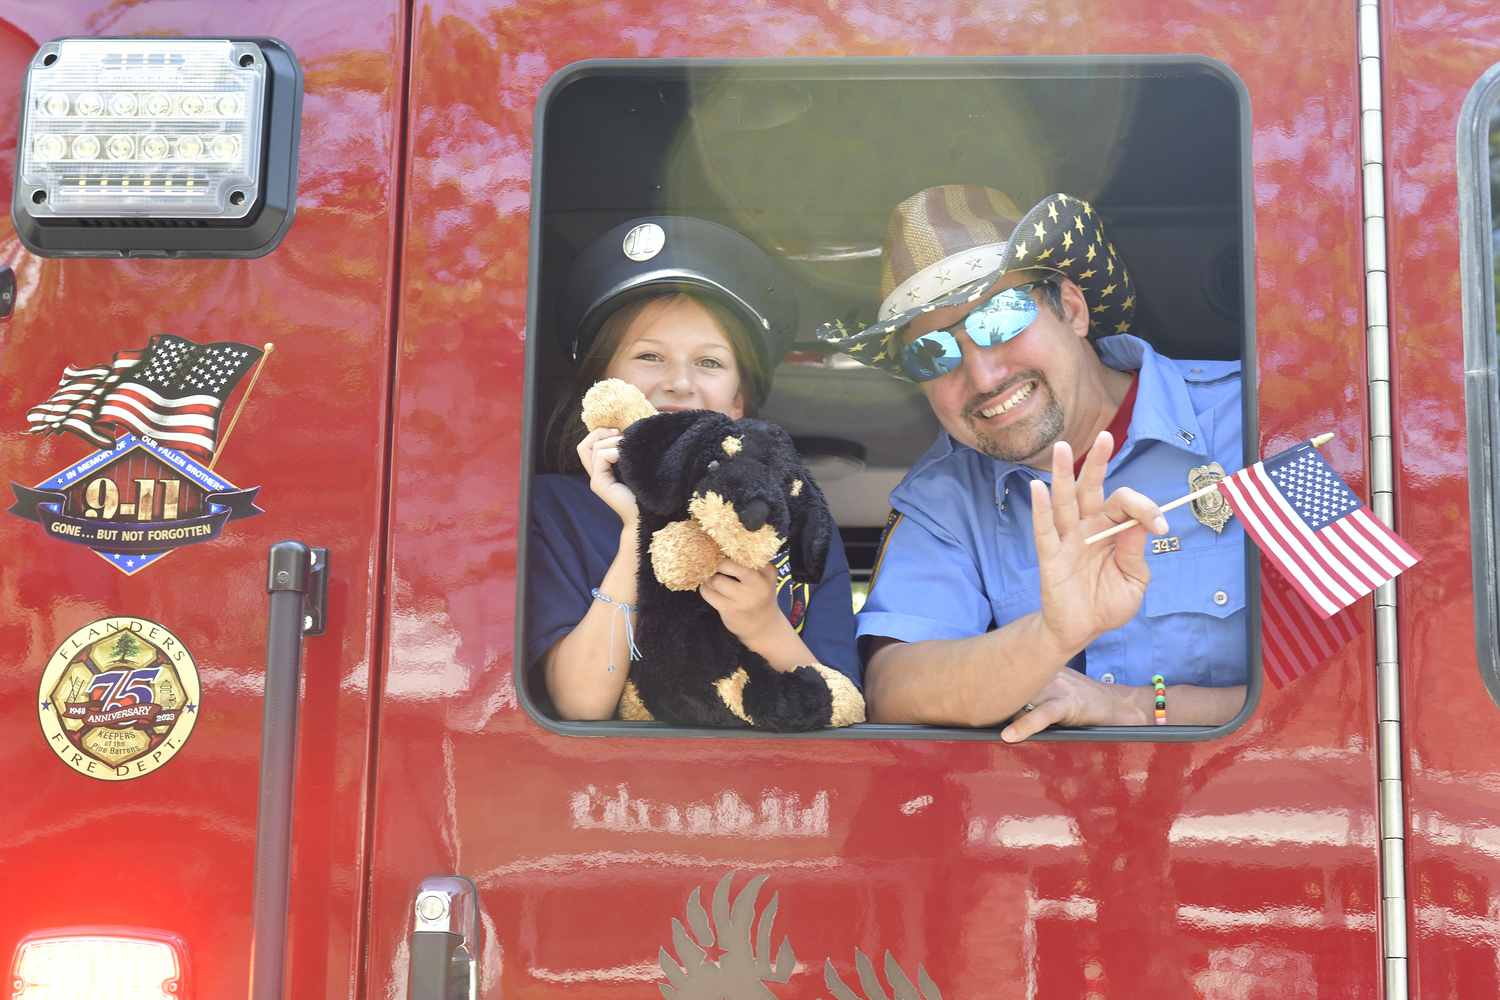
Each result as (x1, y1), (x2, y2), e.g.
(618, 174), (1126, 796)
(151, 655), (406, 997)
(1189, 462), (1233, 533)
(622, 223), (666, 261)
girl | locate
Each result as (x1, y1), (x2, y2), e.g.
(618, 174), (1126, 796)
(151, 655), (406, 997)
(527, 217), (860, 721)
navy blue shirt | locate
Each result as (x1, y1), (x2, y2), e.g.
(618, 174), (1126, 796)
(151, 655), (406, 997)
(859, 335), (1246, 689)
(526, 474), (861, 688)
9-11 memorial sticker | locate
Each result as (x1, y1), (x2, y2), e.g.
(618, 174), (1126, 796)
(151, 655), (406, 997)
(38, 617), (200, 781)
(8, 335), (271, 574)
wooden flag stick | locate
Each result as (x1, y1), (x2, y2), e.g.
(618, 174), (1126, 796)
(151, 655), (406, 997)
(209, 342), (274, 472)
(1084, 432), (1334, 545)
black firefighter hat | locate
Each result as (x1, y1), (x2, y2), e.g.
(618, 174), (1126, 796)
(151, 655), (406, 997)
(559, 216), (798, 391)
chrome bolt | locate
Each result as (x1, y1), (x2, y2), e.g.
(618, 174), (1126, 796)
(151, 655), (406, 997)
(416, 893), (448, 922)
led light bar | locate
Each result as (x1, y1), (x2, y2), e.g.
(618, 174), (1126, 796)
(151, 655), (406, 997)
(11, 37), (303, 258)
(9, 927), (190, 999)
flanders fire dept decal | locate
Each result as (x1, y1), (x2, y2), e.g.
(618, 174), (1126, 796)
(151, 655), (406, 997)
(37, 617), (200, 781)
(8, 335), (270, 573)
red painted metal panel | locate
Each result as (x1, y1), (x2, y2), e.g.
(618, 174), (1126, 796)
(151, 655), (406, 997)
(372, 1), (1381, 997)
(1382, 3), (1500, 998)
(0, 3), (408, 999)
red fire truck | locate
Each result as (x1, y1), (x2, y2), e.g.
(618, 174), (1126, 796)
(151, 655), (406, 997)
(3, 1), (1499, 998)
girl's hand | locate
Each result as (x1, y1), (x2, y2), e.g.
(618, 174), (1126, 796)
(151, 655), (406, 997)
(578, 427), (638, 524)
(699, 559), (783, 646)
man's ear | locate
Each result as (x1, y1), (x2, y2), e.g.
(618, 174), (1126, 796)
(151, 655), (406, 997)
(1058, 278), (1091, 340)
(618, 410), (733, 516)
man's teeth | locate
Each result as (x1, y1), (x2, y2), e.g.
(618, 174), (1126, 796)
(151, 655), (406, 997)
(980, 382), (1034, 418)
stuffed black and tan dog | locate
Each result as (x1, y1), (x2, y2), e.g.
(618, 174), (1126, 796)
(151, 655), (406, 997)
(581, 379), (865, 731)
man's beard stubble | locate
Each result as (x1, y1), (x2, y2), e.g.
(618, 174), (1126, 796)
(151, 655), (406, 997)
(962, 370), (1066, 464)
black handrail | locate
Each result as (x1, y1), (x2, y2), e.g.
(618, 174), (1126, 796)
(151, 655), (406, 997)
(248, 540), (312, 1000)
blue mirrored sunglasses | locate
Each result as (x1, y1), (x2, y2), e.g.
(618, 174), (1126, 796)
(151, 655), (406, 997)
(897, 282), (1044, 382)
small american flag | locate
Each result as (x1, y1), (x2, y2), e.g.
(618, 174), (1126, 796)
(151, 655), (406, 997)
(1217, 439), (1420, 620)
(26, 335), (263, 462)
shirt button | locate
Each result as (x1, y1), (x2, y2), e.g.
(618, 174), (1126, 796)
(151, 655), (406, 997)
(1213, 590), (1228, 606)
(1100, 672), (1115, 684)
(1190, 367), (1203, 374)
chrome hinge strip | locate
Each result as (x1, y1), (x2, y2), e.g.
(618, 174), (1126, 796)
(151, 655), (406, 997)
(1356, 1), (1408, 996)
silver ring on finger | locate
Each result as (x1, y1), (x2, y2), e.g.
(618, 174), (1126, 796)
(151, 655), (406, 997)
(1023, 702), (1037, 713)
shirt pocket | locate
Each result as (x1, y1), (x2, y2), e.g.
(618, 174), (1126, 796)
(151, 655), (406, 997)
(989, 565), (1042, 630)
(1144, 543), (1249, 688)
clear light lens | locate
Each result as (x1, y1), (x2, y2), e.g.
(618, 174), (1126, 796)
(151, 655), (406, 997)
(19, 39), (266, 217)
(35, 134), (65, 160)
(12, 935), (182, 999)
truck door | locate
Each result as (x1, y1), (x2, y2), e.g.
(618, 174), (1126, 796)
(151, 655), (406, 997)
(369, 2), (1393, 999)
(1384, 1), (1500, 997)
(0, 5), (408, 998)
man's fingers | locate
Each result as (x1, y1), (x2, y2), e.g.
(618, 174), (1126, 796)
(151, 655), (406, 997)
(1029, 478), (1060, 561)
(1109, 523), (1152, 585)
(1001, 698), (1065, 742)
(1047, 440), (1079, 535)
(1104, 486), (1168, 536)
(1076, 431), (1111, 518)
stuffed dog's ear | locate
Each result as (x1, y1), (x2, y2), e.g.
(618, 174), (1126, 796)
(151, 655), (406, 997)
(786, 474), (834, 583)
(617, 410), (734, 517)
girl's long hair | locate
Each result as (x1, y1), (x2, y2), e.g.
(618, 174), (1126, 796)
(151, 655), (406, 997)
(543, 291), (769, 474)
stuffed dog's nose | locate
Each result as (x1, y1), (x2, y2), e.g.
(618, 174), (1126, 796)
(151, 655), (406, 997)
(738, 498), (770, 532)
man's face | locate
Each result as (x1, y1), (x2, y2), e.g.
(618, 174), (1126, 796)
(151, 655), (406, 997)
(903, 273), (1094, 468)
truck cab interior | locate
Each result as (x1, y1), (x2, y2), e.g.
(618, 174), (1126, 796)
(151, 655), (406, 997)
(522, 57), (1252, 735)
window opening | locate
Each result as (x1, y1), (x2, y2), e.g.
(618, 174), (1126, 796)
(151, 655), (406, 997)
(519, 57), (1257, 740)
(1459, 61), (1500, 708)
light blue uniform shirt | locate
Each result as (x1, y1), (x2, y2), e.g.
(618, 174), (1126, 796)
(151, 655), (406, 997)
(858, 334), (1246, 689)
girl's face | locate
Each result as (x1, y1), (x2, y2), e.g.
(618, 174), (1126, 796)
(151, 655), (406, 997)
(605, 297), (746, 418)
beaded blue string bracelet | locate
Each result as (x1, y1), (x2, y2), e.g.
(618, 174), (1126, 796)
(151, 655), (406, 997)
(591, 588), (640, 674)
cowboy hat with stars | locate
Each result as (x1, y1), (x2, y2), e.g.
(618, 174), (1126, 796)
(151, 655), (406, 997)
(815, 186), (1136, 379)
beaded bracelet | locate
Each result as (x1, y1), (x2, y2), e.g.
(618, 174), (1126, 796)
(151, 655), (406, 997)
(1152, 673), (1167, 726)
(591, 588), (640, 674)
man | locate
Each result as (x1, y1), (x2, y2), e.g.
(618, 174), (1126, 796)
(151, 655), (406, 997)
(817, 186), (1247, 740)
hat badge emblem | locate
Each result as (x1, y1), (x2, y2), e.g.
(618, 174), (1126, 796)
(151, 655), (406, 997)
(622, 223), (666, 261)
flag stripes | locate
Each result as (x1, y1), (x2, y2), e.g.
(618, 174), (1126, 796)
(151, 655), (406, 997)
(22, 336), (262, 463)
(26, 354), (146, 449)
(1259, 558), (1361, 688)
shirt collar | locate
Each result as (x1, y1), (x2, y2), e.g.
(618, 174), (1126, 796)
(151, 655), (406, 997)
(1096, 334), (1211, 466)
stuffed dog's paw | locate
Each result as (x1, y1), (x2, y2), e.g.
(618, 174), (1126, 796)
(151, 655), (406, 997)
(582, 378), (658, 432)
(650, 519), (724, 591)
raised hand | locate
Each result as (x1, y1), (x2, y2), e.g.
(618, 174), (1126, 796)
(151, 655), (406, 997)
(577, 426), (638, 524)
(1029, 430), (1166, 657)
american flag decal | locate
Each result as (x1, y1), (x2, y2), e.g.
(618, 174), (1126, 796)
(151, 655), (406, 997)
(26, 335), (263, 463)
(1218, 440), (1421, 620)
